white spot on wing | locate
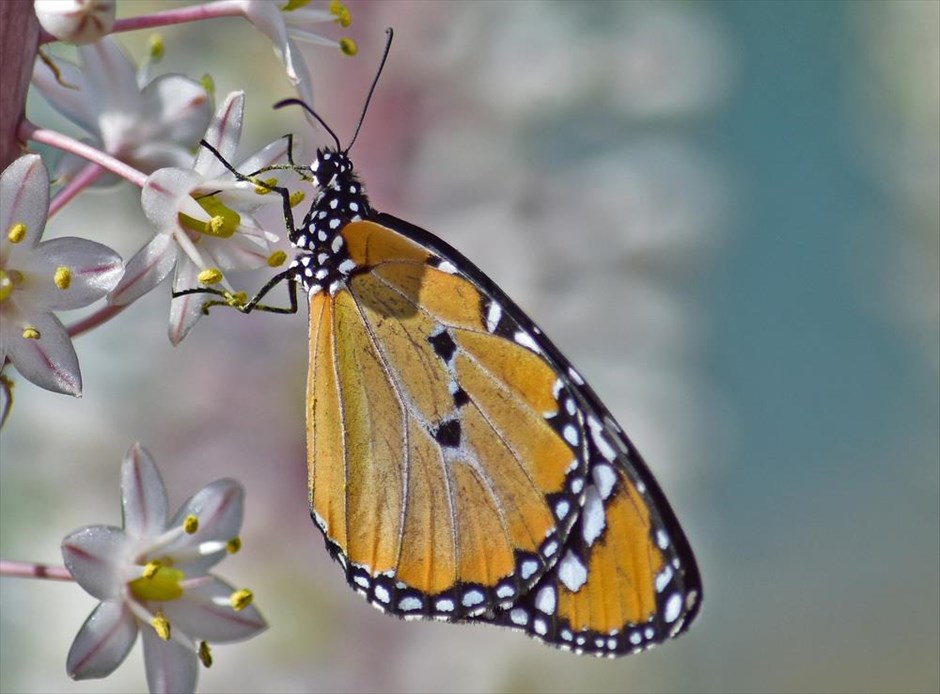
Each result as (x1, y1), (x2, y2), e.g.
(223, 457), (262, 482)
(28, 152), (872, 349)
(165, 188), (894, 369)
(374, 585), (390, 604)
(510, 608), (528, 626)
(593, 464), (617, 500)
(436, 598), (455, 612)
(399, 596), (421, 612)
(514, 330), (541, 353)
(462, 589), (484, 607)
(535, 586), (556, 614)
(558, 550), (588, 592)
(563, 424), (579, 447)
(581, 485), (606, 546)
(568, 367), (585, 385)
(437, 260), (457, 274)
(496, 585), (515, 599)
(520, 559), (539, 580)
(655, 565), (674, 594)
(486, 302), (502, 332)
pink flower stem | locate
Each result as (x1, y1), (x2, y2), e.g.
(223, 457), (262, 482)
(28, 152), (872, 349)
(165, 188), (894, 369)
(19, 121), (147, 188)
(110, 1), (244, 35)
(68, 303), (129, 339)
(0, 559), (74, 582)
(49, 161), (108, 218)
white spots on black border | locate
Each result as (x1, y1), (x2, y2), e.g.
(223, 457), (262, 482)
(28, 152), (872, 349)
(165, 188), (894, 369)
(486, 302), (502, 332)
(558, 550), (587, 592)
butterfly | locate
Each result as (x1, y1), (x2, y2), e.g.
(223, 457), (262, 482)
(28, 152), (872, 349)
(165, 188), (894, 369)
(180, 29), (702, 657)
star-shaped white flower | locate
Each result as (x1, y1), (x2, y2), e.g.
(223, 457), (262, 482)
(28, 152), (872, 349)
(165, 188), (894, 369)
(0, 154), (123, 396)
(238, 0), (358, 108)
(108, 90), (289, 344)
(31, 35), (212, 177)
(63, 443), (267, 694)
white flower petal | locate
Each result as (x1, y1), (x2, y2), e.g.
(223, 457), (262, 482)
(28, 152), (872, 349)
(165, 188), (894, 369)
(31, 57), (99, 137)
(236, 137), (291, 179)
(163, 576), (267, 643)
(80, 37), (144, 124)
(18, 237), (123, 310)
(170, 479), (244, 553)
(4, 311), (82, 396)
(142, 627), (199, 694)
(35, 0), (116, 46)
(62, 525), (129, 599)
(138, 75), (212, 160)
(168, 262), (206, 346)
(66, 599), (138, 680)
(195, 92), (245, 179)
(0, 155), (49, 250)
(141, 168), (205, 228)
(121, 443), (169, 539)
(109, 233), (178, 306)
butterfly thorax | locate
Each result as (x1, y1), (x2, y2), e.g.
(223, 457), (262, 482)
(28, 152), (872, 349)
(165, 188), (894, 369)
(289, 148), (372, 296)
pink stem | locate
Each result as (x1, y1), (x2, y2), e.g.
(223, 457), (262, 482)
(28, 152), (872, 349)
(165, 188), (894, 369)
(68, 303), (129, 339)
(110, 1), (244, 34)
(0, 559), (74, 582)
(49, 161), (108, 218)
(19, 121), (147, 188)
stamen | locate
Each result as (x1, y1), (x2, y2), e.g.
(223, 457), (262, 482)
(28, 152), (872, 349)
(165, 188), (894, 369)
(330, 0), (352, 27)
(54, 266), (72, 290)
(267, 251), (287, 268)
(227, 537), (242, 554)
(7, 223), (26, 244)
(253, 177), (278, 195)
(289, 190), (305, 208)
(282, 0), (311, 11)
(0, 270), (12, 302)
(22, 327), (40, 340)
(129, 565), (185, 601)
(198, 268), (223, 286)
(148, 34), (164, 61)
(152, 611), (171, 640)
(230, 589), (253, 611)
(201, 73), (215, 97)
(199, 641), (213, 668)
(339, 37), (358, 56)
(183, 514), (199, 534)
(142, 560), (162, 579)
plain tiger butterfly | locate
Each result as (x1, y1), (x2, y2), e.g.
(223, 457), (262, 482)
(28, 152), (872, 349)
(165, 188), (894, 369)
(180, 29), (702, 657)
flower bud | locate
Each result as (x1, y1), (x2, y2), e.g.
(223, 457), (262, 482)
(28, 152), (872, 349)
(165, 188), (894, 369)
(34, 0), (116, 45)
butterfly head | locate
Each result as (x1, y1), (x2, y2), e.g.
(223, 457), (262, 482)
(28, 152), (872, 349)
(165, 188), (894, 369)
(311, 148), (355, 190)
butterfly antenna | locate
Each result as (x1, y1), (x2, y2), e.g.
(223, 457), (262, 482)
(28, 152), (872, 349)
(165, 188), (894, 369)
(273, 98), (342, 151)
(346, 27), (394, 153)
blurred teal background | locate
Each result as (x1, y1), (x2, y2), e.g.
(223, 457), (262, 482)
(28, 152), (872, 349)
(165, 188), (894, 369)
(2, 1), (938, 692)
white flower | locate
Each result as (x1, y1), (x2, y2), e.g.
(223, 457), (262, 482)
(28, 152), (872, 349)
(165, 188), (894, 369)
(31, 35), (212, 176)
(34, 0), (116, 45)
(238, 0), (358, 108)
(0, 154), (123, 396)
(63, 443), (266, 694)
(108, 91), (289, 344)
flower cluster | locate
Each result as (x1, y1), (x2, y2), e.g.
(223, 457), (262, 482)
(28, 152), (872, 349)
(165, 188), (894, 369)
(63, 444), (266, 693)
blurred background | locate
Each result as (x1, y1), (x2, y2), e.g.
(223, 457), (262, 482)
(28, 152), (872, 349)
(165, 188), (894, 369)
(2, 1), (938, 692)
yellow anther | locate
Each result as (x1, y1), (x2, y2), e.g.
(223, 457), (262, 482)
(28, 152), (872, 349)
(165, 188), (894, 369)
(227, 291), (248, 308)
(148, 34), (164, 61)
(253, 177), (278, 195)
(198, 268), (224, 286)
(7, 223), (26, 244)
(179, 195), (241, 239)
(129, 565), (185, 601)
(142, 560), (162, 579)
(54, 266), (72, 290)
(339, 37), (358, 56)
(199, 641), (213, 668)
(0, 270), (12, 303)
(226, 537), (242, 554)
(267, 250), (287, 268)
(282, 0), (311, 11)
(201, 73), (215, 97)
(22, 327), (40, 340)
(330, 0), (352, 27)
(183, 514), (199, 534)
(230, 589), (253, 611)
(289, 190), (305, 208)
(152, 611), (171, 641)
